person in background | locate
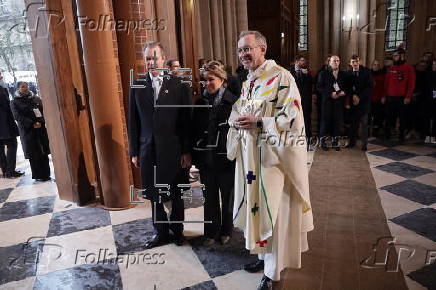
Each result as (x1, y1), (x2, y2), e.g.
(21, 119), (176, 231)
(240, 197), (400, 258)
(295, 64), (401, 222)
(423, 51), (434, 71)
(423, 60), (436, 143)
(236, 63), (249, 86)
(382, 48), (416, 142)
(410, 60), (430, 140)
(288, 54), (313, 140)
(11, 81), (50, 181)
(346, 55), (373, 151)
(314, 55), (332, 136)
(370, 60), (386, 137)
(0, 72), (24, 178)
(192, 61), (238, 247)
(166, 59), (181, 76)
(317, 55), (348, 151)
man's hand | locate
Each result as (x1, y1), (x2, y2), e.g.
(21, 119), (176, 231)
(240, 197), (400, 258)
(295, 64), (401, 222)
(312, 94), (317, 102)
(131, 156), (139, 168)
(181, 153), (192, 168)
(381, 97), (386, 104)
(33, 122), (41, 129)
(337, 91), (346, 97)
(331, 92), (338, 99)
(404, 98), (411, 105)
(353, 94), (360, 105)
(236, 115), (260, 130)
(301, 68), (308, 74)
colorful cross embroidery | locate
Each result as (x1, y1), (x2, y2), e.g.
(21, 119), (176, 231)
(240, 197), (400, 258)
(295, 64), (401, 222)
(251, 203), (259, 216)
(246, 171), (256, 184)
(256, 240), (267, 247)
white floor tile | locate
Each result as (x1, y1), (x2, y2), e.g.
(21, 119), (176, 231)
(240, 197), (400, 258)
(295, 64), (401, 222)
(119, 244), (210, 290)
(0, 213), (51, 247)
(213, 270), (263, 290)
(37, 226), (116, 275)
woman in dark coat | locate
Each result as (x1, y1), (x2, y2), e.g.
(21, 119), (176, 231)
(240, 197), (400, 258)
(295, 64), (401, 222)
(192, 61), (239, 246)
(11, 81), (51, 181)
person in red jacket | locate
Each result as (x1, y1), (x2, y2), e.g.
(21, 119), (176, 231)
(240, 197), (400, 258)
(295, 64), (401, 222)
(382, 48), (416, 142)
(370, 60), (386, 137)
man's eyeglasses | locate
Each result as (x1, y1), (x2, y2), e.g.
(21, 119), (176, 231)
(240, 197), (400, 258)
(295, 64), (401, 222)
(237, 46), (259, 55)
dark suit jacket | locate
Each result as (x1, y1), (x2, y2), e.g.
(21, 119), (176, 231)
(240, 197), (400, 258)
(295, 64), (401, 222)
(316, 68), (349, 103)
(288, 66), (313, 111)
(0, 87), (19, 139)
(346, 66), (373, 114)
(192, 88), (238, 171)
(128, 73), (192, 199)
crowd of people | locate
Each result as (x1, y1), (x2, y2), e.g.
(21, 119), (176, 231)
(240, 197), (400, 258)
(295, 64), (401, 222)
(287, 48), (436, 151)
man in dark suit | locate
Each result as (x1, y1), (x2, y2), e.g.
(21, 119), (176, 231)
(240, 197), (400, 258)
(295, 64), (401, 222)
(317, 55), (348, 151)
(288, 55), (313, 139)
(346, 55), (373, 151)
(128, 41), (192, 249)
(0, 73), (24, 178)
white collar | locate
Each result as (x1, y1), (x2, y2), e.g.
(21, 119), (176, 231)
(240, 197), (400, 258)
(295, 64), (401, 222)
(149, 72), (163, 81)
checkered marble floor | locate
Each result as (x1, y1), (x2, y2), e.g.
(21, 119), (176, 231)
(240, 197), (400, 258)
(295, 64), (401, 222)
(366, 138), (436, 290)
(0, 142), (316, 290)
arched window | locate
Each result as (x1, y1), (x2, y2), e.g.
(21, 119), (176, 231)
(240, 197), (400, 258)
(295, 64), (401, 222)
(385, 0), (410, 51)
(298, 0), (308, 51)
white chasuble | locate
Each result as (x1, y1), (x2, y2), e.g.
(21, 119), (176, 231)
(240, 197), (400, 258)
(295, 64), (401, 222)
(227, 60), (314, 279)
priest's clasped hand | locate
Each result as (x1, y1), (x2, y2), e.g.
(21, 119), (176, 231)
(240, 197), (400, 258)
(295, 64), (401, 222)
(235, 115), (261, 129)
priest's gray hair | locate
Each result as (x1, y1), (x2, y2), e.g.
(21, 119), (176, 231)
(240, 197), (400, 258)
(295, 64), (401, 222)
(238, 30), (267, 48)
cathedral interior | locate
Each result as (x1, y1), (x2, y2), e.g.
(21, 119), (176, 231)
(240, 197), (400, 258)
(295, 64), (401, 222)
(0, 0), (436, 289)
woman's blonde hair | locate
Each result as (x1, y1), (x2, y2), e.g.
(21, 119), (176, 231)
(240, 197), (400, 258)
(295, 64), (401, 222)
(202, 60), (227, 82)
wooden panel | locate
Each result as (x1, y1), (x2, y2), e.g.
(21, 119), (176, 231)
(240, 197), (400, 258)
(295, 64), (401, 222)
(24, 0), (96, 204)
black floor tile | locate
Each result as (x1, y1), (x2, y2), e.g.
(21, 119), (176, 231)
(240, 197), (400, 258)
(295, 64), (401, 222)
(375, 162), (433, 179)
(0, 188), (13, 203)
(112, 218), (155, 255)
(390, 208), (436, 242)
(381, 180), (436, 206)
(189, 229), (258, 278)
(0, 238), (44, 285)
(369, 149), (417, 161)
(0, 196), (55, 222)
(181, 280), (218, 290)
(408, 261), (436, 290)
(47, 207), (111, 237)
(33, 262), (123, 290)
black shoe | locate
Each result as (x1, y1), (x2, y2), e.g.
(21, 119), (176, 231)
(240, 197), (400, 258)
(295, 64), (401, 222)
(243, 260), (264, 273)
(257, 275), (272, 290)
(346, 142), (356, 148)
(144, 234), (170, 249)
(322, 146), (329, 151)
(36, 177), (51, 182)
(335, 146), (341, 151)
(5, 171), (23, 179)
(173, 233), (186, 246)
(361, 145), (368, 151)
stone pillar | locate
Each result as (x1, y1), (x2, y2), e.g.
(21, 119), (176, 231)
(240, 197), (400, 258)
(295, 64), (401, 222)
(76, 0), (131, 208)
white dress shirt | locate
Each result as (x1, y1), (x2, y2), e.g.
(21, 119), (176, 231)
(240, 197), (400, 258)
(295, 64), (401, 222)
(149, 72), (163, 100)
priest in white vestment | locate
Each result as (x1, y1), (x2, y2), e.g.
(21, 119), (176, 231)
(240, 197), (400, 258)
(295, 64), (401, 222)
(227, 30), (314, 290)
